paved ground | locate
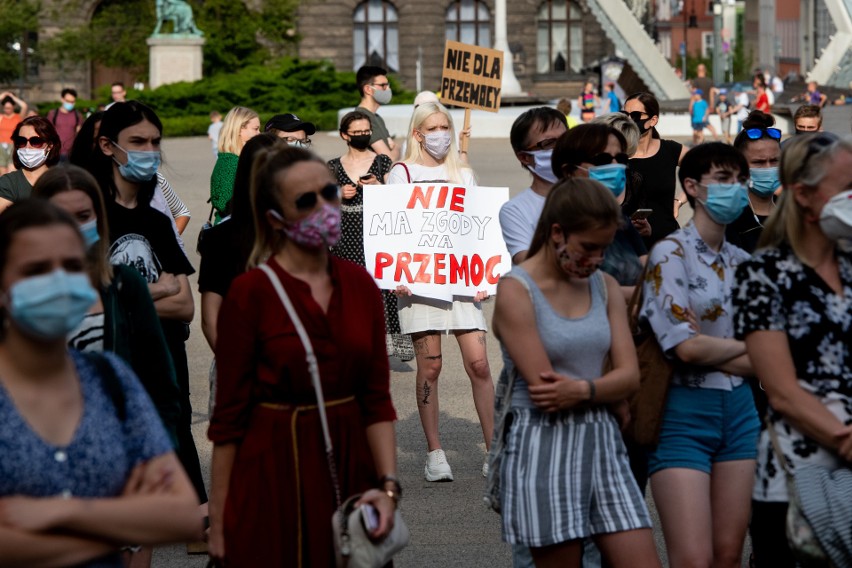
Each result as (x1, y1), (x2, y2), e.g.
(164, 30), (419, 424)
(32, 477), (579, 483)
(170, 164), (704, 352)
(150, 104), (852, 566)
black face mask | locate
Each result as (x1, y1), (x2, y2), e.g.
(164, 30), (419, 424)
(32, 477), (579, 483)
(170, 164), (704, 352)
(348, 134), (372, 150)
(623, 110), (652, 135)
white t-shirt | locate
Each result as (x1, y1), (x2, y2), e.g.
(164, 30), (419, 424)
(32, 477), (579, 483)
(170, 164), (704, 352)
(498, 188), (546, 259)
(387, 162), (476, 186)
(735, 93), (750, 122)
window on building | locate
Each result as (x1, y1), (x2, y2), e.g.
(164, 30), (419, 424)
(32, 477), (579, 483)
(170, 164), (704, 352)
(445, 0), (492, 47)
(536, 0), (583, 74)
(353, 0), (399, 72)
(701, 31), (713, 58)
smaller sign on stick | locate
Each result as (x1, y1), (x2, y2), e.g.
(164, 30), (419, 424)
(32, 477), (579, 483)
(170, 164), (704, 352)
(440, 40), (504, 113)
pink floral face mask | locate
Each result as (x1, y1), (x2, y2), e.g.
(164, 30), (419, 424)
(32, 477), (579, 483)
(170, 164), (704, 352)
(270, 204), (341, 249)
(555, 243), (604, 279)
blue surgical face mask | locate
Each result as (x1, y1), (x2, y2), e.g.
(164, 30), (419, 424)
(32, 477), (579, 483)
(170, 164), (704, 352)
(525, 149), (559, 184)
(7, 269), (97, 340)
(748, 167), (781, 197)
(62, 101), (75, 112)
(79, 218), (100, 248)
(581, 163), (627, 198)
(696, 181), (749, 225)
(111, 141), (161, 183)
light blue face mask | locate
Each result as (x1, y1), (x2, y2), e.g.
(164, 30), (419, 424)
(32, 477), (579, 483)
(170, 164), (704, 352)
(111, 141), (161, 183)
(697, 181), (749, 225)
(749, 167), (781, 197)
(79, 218), (100, 248)
(582, 163), (627, 198)
(8, 269), (97, 340)
(62, 101), (75, 112)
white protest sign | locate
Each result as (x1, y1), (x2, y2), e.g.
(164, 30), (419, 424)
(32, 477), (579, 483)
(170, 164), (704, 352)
(363, 184), (511, 301)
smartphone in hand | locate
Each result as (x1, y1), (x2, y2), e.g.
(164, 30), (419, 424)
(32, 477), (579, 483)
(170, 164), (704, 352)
(631, 208), (653, 221)
(359, 174), (374, 182)
(360, 503), (379, 533)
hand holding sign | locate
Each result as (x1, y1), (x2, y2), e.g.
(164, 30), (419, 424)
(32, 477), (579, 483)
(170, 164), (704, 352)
(364, 183), (510, 302)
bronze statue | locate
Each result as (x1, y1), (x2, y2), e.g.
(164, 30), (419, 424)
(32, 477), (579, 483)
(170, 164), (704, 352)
(152, 0), (203, 36)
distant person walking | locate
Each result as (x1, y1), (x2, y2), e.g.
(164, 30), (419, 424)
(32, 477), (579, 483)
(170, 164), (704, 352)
(47, 88), (83, 163)
(690, 64), (719, 140)
(207, 111), (222, 157)
(0, 91), (27, 175)
(356, 65), (399, 161)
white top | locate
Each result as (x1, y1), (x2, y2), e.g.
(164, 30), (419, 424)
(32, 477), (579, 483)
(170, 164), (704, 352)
(498, 188), (546, 259)
(387, 161), (485, 334)
(735, 93), (750, 122)
(387, 162), (476, 186)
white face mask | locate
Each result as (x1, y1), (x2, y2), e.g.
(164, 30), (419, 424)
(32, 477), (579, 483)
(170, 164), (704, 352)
(421, 131), (452, 160)
(819, 190), (852, 241)
(17, 147), (48, 169)
(525, 149), (558, 184)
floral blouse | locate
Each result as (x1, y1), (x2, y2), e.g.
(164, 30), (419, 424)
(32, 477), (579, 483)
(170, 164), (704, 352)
(734, 243), (852, 502)
(639, 221), (751, 390)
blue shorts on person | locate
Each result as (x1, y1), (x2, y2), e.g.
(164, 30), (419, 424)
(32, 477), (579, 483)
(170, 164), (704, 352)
(692, 121), (708, 132)
(648, 383), (759, 475)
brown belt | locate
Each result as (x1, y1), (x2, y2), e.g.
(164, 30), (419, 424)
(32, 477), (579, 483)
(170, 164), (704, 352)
(259, 396), (355, 567)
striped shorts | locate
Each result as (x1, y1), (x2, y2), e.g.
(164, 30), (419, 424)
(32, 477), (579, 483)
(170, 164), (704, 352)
(500, 407), (651, 547)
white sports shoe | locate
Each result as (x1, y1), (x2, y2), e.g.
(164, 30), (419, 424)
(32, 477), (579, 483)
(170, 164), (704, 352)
(424, 449), (454, 482)
(482, 461), (489, 478)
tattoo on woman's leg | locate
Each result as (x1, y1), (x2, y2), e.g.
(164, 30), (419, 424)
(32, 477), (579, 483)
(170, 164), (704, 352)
(422, 382), (432, 405)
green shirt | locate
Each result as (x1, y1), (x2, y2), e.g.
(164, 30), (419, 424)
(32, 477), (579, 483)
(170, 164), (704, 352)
(209, 151), (239, 224)
(0, 169), (32, 203)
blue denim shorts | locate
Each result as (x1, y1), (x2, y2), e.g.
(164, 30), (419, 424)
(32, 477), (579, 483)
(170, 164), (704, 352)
(648, 382), (759, 475)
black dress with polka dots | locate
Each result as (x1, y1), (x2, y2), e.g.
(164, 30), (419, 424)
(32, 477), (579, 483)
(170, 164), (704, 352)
(327, 155), (404, 338)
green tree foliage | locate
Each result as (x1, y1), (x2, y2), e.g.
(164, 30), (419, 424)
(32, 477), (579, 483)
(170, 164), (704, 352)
(192, 0), (263, 76)
(0, 0), (40, 83)
(138, 57), (411, 136)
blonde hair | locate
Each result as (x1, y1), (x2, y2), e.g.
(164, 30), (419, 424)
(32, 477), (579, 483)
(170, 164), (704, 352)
(218, 106), (259, 155)
(401, 102), (473, 184)
(759, 133), (852, 255)
(592, 112), (640, 157)
(247, 144), (325, 268)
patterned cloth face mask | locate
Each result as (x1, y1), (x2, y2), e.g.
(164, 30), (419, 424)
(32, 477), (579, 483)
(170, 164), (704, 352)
(556, 243), (604, 279)
(270, 204), (342, 249)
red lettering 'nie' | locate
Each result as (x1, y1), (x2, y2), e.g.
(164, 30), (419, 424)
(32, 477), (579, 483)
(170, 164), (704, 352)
(405, 185), (466, 212)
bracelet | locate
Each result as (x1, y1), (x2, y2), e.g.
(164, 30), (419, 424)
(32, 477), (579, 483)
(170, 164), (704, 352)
(585, 379), (596, 403)
(378, 474), (402, 500)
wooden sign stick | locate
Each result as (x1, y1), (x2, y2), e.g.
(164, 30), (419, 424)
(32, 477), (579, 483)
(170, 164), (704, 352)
(461, 108), (471, 154)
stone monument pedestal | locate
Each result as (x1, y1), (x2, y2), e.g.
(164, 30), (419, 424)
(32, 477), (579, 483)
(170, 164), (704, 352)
(147, 35), (205, 89)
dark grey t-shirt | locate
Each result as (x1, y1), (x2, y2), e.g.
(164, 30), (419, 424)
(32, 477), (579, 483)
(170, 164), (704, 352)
(0, 170), (32, 203)
(355, 106), (391, 148)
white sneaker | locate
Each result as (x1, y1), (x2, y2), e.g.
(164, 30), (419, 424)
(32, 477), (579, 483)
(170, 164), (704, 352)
(482, 461), (489, 478)
(424, 449), (454, 482)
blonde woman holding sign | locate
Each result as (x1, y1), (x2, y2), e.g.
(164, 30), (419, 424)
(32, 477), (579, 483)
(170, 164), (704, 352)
(387, 101), (494, 481)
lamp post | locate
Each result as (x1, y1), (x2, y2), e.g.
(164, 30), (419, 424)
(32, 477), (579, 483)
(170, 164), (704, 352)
(712, 1), (724, 85)
(494, 0), (522, 95)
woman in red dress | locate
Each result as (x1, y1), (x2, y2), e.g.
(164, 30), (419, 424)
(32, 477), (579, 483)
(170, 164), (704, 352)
(208, 145), (399, 567)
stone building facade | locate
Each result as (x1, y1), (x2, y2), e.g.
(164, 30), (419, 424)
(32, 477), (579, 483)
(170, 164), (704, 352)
(297, 0), (617, 98)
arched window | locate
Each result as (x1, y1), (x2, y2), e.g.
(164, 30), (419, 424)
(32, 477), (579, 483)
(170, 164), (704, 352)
(353, 0), (399, 72)
(445, 0), (491, 47)
(536, 0), (583, 74)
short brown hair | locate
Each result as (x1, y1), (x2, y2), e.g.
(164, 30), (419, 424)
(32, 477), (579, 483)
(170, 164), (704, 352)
(11, 116), (62, 169)
(793, 104), (822, 128)
(527, 177), (622, 258)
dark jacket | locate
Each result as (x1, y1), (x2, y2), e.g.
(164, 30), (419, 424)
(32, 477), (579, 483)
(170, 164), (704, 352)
(103, 264), (181, 447)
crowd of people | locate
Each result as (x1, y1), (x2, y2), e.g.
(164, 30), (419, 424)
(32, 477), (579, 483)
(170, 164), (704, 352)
(0, 63), (850, 568)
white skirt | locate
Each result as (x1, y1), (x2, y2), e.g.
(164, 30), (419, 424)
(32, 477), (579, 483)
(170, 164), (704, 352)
(398, 295), (486, 335)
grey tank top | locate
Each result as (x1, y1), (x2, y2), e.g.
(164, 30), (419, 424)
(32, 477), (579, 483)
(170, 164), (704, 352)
(501, 267), (611, 409)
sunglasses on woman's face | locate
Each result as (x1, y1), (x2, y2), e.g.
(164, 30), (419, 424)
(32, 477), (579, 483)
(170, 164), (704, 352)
(588, 152), (629, 167)
(13, 135), (47, 149)
(295, 183), (340, 211)
(744, 128), (782, 141)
